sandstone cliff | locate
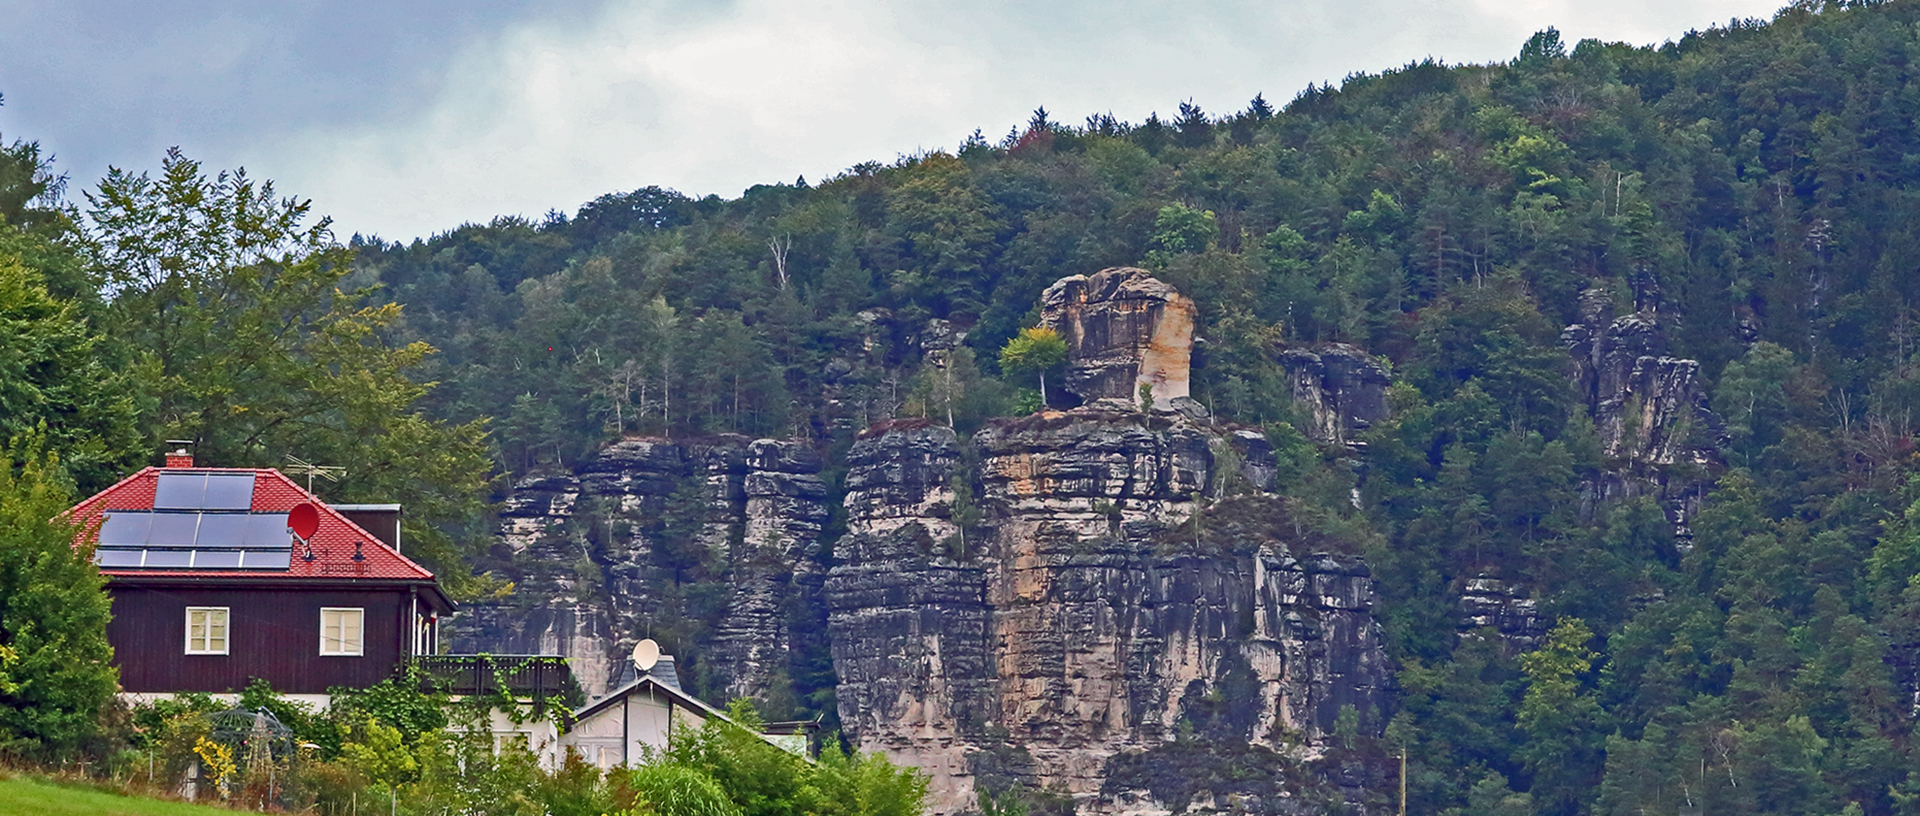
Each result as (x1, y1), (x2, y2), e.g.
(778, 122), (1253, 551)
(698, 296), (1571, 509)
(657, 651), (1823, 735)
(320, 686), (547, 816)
(1279, 344), (1389, 449)
(449, 436), (828, 701)
(458, 269), (1393, 814)
(1041, 267), (1198, 411)
(1561, 287), (1726, 540)
(828, 414), (1390, 815)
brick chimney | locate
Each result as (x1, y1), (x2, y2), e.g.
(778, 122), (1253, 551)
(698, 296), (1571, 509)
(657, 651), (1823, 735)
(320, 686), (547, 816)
(164, 441), (193, 469)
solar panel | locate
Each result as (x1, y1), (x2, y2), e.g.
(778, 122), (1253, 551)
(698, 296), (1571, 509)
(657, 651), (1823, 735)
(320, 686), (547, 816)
(240, 550), (291, 569)
(143, 549), (193, 568)
(243, 514), (292, 548)
(147, 513), (198, 546)
(92, 509), (293, 571)
(152, 473), (203, 509)
(96, 549), (145, 568)
(153, 473), (255, 510)
(98, 513), (152, 546)
(193, 514), (251, 548)
(202, 474), (256, 510)
(193, 551), (243, 569)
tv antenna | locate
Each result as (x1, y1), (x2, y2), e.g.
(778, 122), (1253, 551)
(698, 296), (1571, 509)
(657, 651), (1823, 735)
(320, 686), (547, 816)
(283, 455), (345, 495)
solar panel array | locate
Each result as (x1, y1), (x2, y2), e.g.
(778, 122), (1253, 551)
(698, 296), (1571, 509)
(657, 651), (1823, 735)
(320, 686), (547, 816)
(154, 472), (256, 510)
(95, 472), (293, 570)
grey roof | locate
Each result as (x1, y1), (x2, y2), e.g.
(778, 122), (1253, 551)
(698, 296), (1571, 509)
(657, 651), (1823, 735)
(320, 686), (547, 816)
(570, 665), (808, 759)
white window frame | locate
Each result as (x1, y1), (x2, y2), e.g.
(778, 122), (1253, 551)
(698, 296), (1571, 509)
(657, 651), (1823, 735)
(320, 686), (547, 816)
(319, 607), (366, 657)
(184, 607), (229, 655)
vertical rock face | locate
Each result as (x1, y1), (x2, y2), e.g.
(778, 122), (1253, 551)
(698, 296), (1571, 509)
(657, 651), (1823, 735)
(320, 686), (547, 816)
(1041, 268), (1198, 410)
(1279, 344), (1390, 447)
(1457, 574), (1545, 648)
(828, 413), (1391, 816)
(449, 436), (828, 701)
(713, 440), (830, 700)
(454, 470), (621, 698)
(1562, 289), (1726, 538)
(827, 421), (994, 797)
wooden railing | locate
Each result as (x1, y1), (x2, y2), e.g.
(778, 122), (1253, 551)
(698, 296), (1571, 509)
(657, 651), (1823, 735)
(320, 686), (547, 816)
(411, 654), (580, 707)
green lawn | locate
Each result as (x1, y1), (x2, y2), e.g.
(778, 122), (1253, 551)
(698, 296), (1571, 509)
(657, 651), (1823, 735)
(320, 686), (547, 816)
(0, 775), (236, 816)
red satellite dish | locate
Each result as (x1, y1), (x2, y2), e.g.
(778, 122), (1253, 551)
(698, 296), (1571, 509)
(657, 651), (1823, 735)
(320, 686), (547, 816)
(288, 503), (320, 540)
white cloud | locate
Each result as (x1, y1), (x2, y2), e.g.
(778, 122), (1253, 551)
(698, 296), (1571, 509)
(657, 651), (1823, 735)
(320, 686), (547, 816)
(243, 0), (1787, 241)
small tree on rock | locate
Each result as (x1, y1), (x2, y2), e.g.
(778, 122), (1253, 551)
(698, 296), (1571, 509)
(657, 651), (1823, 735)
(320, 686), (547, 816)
(999, 327), (1068, 408)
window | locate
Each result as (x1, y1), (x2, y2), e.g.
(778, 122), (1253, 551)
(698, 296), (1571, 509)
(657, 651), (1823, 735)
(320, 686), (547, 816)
(185, 607), (229, 654)
(319, 608), (365, 656)
(495, 732), (531, 754)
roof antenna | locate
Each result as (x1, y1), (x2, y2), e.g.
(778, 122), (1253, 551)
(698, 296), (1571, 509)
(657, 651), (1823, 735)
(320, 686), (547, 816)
(283, 455), (345, 495)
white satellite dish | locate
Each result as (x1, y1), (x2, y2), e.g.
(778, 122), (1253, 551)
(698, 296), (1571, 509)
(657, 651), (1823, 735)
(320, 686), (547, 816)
(632, 638), (661, 672)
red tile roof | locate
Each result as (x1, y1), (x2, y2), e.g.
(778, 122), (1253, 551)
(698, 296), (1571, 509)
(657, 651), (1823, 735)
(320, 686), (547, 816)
(68, 467), (437, 583)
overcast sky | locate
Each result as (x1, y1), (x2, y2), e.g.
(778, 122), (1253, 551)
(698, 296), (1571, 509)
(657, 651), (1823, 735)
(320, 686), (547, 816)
(2, 0), (1786, 242)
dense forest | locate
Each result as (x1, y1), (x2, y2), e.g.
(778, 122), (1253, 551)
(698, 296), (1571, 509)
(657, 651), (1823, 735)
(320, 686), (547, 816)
(10, 0), (1920, 813)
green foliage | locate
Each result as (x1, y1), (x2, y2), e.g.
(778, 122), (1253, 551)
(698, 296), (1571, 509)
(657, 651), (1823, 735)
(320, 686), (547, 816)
(0, 247), (143, 492)
(83, 149), (497, 595)
(906, 345), (1008, 431)
(998, 327), (1068, 407)
(12, 5), (1920, 813)
(812, 740), (930, 816)
(1148, 203), (1215, 256)
(1517, 618), (1605, 815)
(626, 763), (744, 816)
(0, 434), (116, 759)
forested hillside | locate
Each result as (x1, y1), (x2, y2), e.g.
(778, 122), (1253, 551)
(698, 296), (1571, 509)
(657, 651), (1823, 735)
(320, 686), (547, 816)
(8, 1), (1920, 813)
(350, 3), (1920, 812)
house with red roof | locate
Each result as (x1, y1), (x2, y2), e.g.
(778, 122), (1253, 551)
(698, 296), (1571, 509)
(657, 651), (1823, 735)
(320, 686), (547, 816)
(67, 448), (459, 705)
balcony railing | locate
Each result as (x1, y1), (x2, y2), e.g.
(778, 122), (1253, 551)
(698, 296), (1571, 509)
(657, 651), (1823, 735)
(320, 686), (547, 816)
(411, 654), (581, 708)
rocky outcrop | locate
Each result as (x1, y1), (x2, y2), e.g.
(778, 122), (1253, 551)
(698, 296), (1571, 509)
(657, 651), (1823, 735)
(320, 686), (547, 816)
(1041, 268), (1198, 410)
(1562, 288), (1726, 539)
(828, 413), (1390, 815)
(449, 436), (828, 701)
(451, 471), (622, 697)
(714, 440), (830, 700)
(1280, 344), (1390, 448)
(1457, 575), (1544, 649)
(828, 421), (994, 795)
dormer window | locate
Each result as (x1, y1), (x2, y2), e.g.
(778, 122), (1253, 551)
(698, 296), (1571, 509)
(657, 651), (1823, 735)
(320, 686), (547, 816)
(320, 607), (365, 656)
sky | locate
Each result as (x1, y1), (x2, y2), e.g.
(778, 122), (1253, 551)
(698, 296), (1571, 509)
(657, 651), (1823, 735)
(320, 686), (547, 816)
(1, 0), (1788, 243)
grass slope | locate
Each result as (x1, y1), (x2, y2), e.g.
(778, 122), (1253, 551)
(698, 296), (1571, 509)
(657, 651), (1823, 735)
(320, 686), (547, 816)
(0, 775), (236, 816)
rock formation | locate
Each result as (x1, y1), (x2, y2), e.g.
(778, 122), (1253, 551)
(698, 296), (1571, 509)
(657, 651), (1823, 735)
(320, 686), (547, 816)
(463, 271), (1392, 813)
(1561, 288), (1726, 539)
(831, 271), (1387, 814)
(827, 414), (1390, 815)
(449, 436), (828, 700)
(1456, 574), (1544, 648)
(1041, 268), (1198, 411)
(1279, 344), (1390, 448)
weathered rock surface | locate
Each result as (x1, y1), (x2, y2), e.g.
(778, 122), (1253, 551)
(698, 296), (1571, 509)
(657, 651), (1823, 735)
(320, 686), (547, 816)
(1563, 288), (1725, 540)
(1280, 344), (1390, 448)
(1457, 574), (1545, 649)
(449, 436), (828, 701)
(1041, 268), (1198, 410)
(828, 414), (1390, 815)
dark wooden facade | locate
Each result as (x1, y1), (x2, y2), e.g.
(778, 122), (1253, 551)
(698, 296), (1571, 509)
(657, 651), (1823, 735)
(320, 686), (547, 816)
(108, 582), (424, 694)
